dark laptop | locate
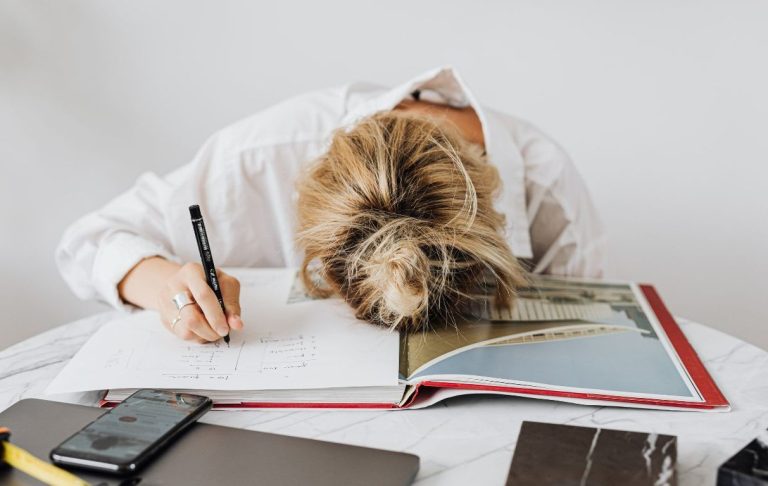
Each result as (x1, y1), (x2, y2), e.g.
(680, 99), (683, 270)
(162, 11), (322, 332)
(0, 399), (419, 486)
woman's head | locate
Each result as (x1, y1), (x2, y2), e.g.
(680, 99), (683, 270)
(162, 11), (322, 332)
(296, 111), (526, 330)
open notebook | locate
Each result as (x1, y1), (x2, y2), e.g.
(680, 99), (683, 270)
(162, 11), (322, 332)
(46, 269), (729, 411)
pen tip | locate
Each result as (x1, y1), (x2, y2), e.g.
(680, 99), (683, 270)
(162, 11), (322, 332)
(223, 334), (230, 347)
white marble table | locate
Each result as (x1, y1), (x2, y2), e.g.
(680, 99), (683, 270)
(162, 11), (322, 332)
(1, 313), (767, 485)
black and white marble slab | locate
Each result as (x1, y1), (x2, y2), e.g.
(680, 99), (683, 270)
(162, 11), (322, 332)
(507, 421), (677, 485)
(0, 313), (767, 486)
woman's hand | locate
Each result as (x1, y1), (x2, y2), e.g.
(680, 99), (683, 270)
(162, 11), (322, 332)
(158, 263), (244, 343)
(118, 257), (244, 343)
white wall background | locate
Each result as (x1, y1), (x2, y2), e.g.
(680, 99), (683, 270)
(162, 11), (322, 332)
(1, 0), (766, 350)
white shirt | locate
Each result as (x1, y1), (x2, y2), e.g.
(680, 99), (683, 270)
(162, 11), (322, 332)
(56, 67), (605, 311)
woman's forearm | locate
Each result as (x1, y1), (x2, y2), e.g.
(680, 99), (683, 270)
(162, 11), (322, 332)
(118, 256), (181, 310)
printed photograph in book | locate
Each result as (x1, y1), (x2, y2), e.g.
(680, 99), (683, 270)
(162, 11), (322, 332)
(401, 276), (700, 401)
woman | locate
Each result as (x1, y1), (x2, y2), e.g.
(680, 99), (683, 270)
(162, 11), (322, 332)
(56, 67), (604, 343)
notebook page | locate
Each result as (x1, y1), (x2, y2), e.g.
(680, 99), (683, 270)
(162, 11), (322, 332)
(47, 269), (399, 394)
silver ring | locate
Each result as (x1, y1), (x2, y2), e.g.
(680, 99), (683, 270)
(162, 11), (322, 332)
(172, 292), (195, 311)
(171, 304), (193, 330)
(171, 292), (195, 331)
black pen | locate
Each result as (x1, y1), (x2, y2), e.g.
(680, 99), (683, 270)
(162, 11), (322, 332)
(189, 204), (230, 346)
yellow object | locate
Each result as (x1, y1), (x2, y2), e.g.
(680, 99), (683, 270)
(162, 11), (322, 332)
(3, 440), (90, 486)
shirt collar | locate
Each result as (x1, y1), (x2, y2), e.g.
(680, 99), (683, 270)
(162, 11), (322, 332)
(341, 66), (533, 259)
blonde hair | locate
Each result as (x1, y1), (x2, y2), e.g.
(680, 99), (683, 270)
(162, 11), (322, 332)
(296, 111), (526, 330)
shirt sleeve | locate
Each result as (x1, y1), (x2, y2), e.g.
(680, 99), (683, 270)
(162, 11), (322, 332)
(56, 86), (346, 311)
(55, 143), (209, 311)
(505, 117), (605, 277)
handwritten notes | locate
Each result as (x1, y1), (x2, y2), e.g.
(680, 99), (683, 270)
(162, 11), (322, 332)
(47, 269), (399, 394)
(138, 334), (321, 379)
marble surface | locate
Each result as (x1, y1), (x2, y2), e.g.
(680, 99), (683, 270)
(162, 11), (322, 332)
(0, 312), (767, 486)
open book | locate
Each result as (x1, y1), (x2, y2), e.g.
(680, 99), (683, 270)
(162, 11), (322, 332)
(46, 269), (729, 411)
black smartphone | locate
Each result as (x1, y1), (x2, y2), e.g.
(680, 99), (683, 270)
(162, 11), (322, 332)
(50, 389), (212, 475)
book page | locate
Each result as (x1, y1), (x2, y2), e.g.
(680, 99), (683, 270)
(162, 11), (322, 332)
(47, 269), (399, 394)
(405, 276), (702, 402)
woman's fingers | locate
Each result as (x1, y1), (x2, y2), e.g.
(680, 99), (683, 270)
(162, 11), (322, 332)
(187, 278), (230, 337)
(160, 288), (220, 343)
(165, 303), (203, 342)
(160, 263), (243, 342)
(227, 313), (244, 330)
(219, 272), (244, 330)
(183, 306), (224, 342)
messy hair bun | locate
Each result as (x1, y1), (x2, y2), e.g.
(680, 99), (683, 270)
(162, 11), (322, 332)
(364, 236), (429, 322)
(296, 111), (526, 330)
